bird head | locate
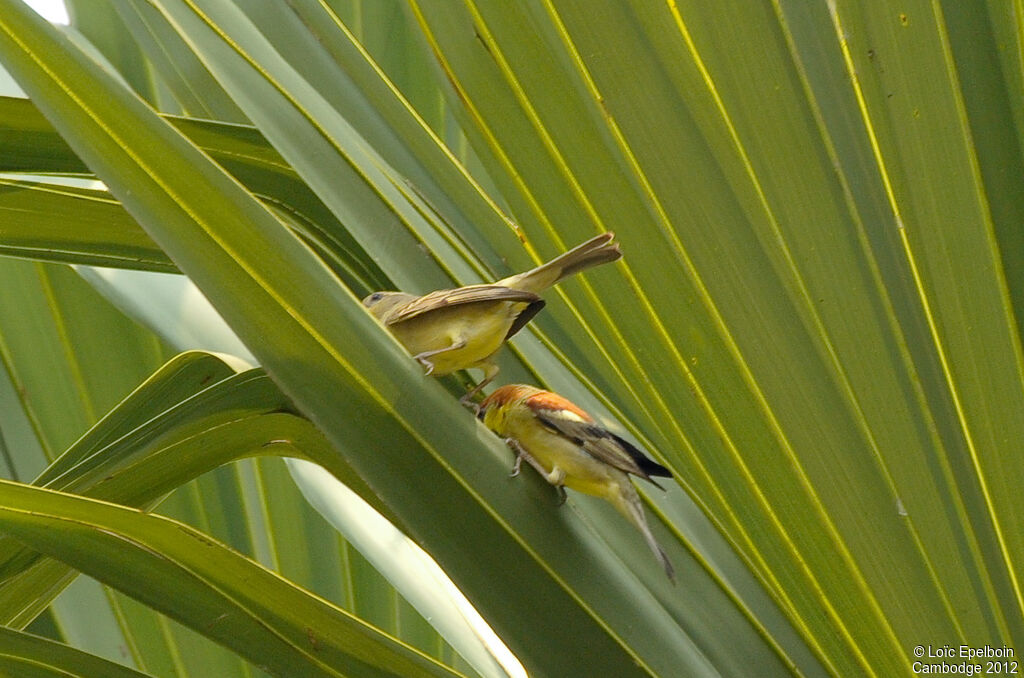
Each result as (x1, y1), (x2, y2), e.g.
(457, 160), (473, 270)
(476, 384), (540, 429)
(362, 291), (416, 320)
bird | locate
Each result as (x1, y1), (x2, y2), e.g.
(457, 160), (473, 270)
(477, 384), (675, 581)
(363, 233), (621, 402)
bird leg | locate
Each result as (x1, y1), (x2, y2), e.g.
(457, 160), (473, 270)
(505, 438), (539, 477)
(459, 360), (499, 407)
(553, 483), (567, 505)
(412, 339), (466, 375)
(506, 438), (527, 477)
(505, 438), (567, 504)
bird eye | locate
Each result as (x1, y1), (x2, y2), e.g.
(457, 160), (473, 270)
(364, 292), (384, 305)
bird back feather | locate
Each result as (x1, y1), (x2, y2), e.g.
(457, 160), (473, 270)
(380, 285), (540, 325)
(533, 412), (669, 488)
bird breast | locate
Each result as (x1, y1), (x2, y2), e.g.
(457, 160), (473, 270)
(503, 408), (623, 500)
(389, 300), (524, 375)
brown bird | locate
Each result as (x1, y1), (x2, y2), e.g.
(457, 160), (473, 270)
(364, 233), (621, 402)
(478, 384), (675, 581)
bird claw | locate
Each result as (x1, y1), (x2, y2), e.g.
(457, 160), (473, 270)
(459, 392), (480, 413)
(506, 440), (524, 477)
(416, 357), (436, 375)
(503, 439), (564, 505)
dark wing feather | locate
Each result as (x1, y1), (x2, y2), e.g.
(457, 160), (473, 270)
(504, 299), (546, 339)
(535, 412), (671, 487)
(384, 285), (540, 325)
(605, 431), (672, 480)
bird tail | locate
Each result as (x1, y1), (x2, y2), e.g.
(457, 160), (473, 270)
(613, 481), (675, 583)
(502, 232), (621, 293)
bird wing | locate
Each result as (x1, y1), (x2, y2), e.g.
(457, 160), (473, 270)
(503, 299), (545, 340)
(534, 410), (671, 486)
(383, 285), (541, 325)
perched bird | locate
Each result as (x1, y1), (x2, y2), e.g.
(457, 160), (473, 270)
(477, 384), (675, 581)
(363, 233), (621, 402)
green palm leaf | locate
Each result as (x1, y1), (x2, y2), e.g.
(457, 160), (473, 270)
(0, 1), (1019, 676)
